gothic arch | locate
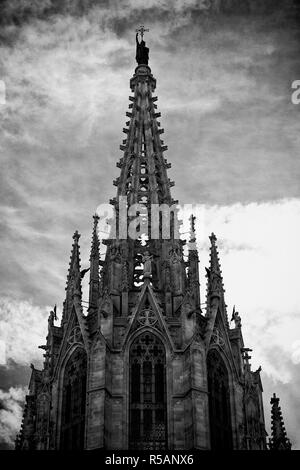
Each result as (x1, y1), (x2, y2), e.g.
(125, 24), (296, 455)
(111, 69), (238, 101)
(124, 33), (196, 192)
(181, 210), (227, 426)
(128, 331), (167, 450)
(207, 348), (233, 449)
(59, 346), (87, 450)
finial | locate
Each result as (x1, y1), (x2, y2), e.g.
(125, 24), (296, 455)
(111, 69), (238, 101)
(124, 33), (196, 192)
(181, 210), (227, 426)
(271, 393), (279, 404)
(208, 233), (222, 274)
(135, 27), (150, 65)
(64, 230), (82, 304)
(136, 25), (149, 40)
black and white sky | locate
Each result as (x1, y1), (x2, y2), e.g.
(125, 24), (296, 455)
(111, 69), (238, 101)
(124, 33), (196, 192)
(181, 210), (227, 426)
(0, 0), (299, 449)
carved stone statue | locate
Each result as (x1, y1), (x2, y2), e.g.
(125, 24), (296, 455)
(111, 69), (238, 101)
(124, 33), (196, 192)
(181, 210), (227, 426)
(232, 311), (242, 328)
(136, 33), (149, 65)
(48, 311), (55, 328)
(142, 251), (152, 278)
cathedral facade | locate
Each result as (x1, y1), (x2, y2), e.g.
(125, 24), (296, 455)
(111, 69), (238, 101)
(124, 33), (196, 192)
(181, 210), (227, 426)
(16, 35), (286, 451)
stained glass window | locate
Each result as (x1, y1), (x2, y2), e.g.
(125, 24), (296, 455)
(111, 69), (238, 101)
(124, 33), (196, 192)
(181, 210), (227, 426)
(60, 347), (87, 450)
(129, 333), (167, 450)
(207, 349), (233, 449)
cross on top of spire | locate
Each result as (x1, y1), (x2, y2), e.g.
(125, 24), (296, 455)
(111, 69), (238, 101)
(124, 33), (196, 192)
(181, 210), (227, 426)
(136, 25), (149, 40)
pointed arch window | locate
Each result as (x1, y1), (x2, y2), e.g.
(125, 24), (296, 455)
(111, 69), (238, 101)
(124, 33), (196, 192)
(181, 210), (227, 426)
(60, 347), (87, 450)
(207, 349), (233, 449)
(129, 333), (167, 450)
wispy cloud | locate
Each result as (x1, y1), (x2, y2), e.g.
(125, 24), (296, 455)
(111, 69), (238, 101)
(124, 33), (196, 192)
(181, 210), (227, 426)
(0, 297), (48, 367)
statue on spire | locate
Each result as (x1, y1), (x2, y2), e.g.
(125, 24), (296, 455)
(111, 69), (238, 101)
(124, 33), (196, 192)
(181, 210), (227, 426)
(135, 26), (149, 65)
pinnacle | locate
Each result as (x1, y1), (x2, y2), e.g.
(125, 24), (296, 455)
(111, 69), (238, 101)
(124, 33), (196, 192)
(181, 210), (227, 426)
(270, 393), (291, 450)
(66, 231), (82, 283)
(88, 214), (100, 313)
(188, 214), (197, 246)
(73, 230), (80, 242)
(208, 233), (222, 276)
(90, 214), (100, 260)
(205, 233), (228, 323)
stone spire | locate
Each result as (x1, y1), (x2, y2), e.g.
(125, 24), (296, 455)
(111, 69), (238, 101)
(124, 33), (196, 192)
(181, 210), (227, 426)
(205, 233), (228, 325)
(269, 394), (292, 450)
(187, 214), (200, 309)
(114, 45), (175, 211)
(103, 34), (184, 296)
(206, 233), (224, 299)
(62, 231), (82, 326)
(88, 214), (100, 314)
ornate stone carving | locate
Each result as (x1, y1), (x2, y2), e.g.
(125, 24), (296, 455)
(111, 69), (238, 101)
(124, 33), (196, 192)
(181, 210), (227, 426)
(137, 307), (157, 327)
(210, 327), (225, 348)
(68, 326), (83, 345)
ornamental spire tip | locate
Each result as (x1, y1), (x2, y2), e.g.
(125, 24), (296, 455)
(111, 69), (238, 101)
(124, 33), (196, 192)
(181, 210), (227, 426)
(135, 26), (150, 65)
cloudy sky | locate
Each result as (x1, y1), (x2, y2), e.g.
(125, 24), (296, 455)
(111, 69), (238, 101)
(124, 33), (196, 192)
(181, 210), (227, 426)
(0, 0), (300, 449)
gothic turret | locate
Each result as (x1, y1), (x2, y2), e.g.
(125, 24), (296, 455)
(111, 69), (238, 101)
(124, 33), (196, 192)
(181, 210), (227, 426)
(269, 394), (292, 450)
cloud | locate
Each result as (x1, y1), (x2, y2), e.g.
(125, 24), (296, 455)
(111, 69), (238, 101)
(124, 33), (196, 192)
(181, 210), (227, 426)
(0, 297), (49, 368)
(0, 386), (27, 448)
(0, 0), (295, 28)
(291, 340), (300, 365)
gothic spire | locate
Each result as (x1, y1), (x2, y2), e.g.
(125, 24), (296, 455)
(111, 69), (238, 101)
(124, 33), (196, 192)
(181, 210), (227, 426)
(113, 35), (175, 215)
(269, 394), (292, 450)
(62, 231), (82, 326)
(205, 233), (228, 325)
(88, 214), (100, 314)
(187, 214), (200, 308)
(102, 35), (185, 295)
(206, 233), (224, 298)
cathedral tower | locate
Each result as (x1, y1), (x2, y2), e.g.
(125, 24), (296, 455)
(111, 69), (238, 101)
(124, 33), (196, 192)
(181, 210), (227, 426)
(16, 33), (275, 451)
